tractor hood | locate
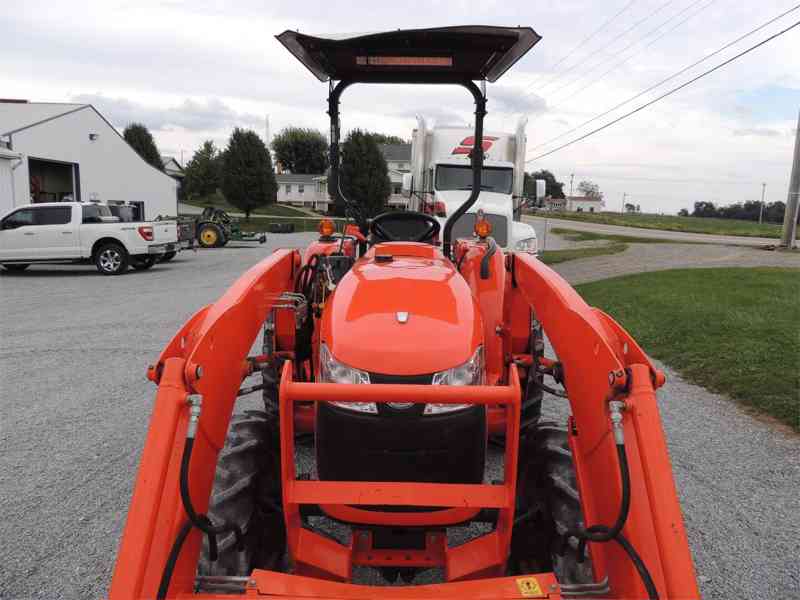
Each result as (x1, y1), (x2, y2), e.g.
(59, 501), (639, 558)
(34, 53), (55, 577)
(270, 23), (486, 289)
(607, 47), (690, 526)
(320, 244), (483, 376)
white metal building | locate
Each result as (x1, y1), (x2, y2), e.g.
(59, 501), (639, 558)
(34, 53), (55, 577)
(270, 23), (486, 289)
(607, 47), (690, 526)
(379, 143), (411, 209)
(0, 101), (177, 219)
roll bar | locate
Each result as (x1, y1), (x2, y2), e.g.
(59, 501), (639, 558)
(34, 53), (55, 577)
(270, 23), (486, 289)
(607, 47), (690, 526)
(327, 79), (486, 259)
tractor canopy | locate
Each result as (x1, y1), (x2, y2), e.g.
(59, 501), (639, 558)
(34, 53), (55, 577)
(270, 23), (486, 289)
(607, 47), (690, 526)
(275, 26), (541, 84)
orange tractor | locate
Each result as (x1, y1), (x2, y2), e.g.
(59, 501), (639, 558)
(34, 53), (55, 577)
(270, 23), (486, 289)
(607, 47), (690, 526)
(110, 27), (699, 600)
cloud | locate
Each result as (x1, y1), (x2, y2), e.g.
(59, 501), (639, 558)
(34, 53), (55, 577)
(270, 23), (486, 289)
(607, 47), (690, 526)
(70, 94), (264, 133)
(489, 86), (546, 115)
(393, 107), (468, 128)
(732, 127), (782, 138)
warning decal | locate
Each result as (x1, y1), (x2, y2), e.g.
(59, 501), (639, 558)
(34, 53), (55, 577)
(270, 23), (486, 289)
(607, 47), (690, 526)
(516, 576), (544, 597)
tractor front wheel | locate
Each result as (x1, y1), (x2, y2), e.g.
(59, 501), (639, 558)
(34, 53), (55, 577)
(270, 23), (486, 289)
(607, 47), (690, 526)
(197, 411), (285, 576)
(197, 224), (224, 248)
(510, 421), (594, 584)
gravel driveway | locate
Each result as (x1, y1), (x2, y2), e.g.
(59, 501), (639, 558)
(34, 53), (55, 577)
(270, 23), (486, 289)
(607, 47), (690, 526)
(0, 235), (796, 599)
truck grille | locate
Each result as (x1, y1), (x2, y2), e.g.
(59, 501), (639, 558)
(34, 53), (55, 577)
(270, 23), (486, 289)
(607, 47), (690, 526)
(450, 213), (508, 247)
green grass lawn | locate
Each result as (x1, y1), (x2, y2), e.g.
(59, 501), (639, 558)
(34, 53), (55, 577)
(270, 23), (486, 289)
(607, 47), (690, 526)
(575, 268), (800, 429)
(539, 211), (795, 239)
(186, 194), (315, 217)
(237, 215), (330, 233)
(539, 243), (627, 265)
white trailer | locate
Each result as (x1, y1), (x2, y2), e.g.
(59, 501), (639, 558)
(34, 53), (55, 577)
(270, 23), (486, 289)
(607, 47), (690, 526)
(402, 117), (537, 252)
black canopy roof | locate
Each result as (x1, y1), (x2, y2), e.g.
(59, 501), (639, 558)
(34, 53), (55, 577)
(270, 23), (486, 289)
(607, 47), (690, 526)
(276, 26), (541, 84)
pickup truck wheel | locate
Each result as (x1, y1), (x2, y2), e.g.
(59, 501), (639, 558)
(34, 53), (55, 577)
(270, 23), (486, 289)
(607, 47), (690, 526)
(160, 251), (177, 262)
(1, 264), (30, 272)
(95, 243), (129, 275)
(131, 256), (157, 270)
(198, 224), (223, 248)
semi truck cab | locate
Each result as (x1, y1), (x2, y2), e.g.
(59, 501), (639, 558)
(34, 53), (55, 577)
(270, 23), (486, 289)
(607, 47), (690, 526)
(402, 118), (538, 254)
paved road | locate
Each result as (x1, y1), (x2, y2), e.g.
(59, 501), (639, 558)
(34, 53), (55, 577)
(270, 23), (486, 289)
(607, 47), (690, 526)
(0, 236), (796, 599)
(552, 241), (800, 284)
(525, 215), (784, 248)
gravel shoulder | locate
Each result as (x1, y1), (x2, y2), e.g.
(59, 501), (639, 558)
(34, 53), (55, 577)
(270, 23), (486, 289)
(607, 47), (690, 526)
(0, 234), (796, 599)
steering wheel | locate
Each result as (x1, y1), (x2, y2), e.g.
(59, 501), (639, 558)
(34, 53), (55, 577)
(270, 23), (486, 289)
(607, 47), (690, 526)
(370, 211), (441, 243)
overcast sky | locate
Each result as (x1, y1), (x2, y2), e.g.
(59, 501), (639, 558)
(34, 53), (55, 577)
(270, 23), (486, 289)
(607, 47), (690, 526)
(2, 0), (799, 214)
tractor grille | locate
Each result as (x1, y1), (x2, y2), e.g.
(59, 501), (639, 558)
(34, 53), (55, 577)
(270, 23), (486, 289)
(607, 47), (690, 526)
(450, 213), (508, 247)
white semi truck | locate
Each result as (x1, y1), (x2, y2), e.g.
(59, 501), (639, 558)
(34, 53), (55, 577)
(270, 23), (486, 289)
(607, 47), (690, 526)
(402, 117), (538, 253)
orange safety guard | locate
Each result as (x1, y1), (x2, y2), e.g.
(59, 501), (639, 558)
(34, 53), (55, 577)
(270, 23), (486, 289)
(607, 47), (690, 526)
(278, 360), (522, 582)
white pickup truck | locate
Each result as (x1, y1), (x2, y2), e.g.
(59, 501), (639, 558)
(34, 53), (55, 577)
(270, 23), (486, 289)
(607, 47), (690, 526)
(0, 202), (178, 275)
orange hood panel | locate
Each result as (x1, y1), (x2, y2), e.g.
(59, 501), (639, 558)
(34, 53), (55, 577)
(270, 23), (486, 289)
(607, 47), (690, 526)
(321, 252), (483, 375)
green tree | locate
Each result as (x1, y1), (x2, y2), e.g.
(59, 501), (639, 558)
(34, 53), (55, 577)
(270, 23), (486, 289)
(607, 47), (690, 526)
(339, 129), (391, 217)
(183, 140), (221, 200)
(577, 179), (602, 199)
(525, 169), (565, 199)
(271, 127), (329, 174)
(365, 132), (409, 145)
(678, 208), (689, 217)
(123, 123), (163, 170)
(221, 128), (276, 219)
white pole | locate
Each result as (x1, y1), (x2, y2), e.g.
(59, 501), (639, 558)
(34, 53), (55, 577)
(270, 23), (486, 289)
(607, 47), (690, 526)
(758, 182), (765, 224)
(780, 110), (800, 249)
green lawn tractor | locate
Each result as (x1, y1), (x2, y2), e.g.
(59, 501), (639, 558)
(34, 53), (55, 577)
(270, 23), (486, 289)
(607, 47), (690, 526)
(194, 207), (267, 248)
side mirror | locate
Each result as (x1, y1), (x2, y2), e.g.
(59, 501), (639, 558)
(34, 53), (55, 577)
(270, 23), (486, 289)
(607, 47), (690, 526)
(1, 220), (17, 230)
(401, 173), (412, 198)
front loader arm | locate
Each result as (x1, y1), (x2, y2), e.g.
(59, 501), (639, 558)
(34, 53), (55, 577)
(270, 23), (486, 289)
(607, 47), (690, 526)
(510, 253), (699, 600)
(109, 249), (299, 600)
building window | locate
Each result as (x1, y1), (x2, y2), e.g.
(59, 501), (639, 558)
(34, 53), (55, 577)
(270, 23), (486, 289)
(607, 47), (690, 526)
(298, 184), (304, 194)
(285, 184), (292, 194)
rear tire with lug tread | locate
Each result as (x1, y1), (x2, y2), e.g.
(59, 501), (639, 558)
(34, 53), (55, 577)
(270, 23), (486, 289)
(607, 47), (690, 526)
(1, 264), (30, 272)
(197, 410), (285, 576)
(94, 243), (129, 275)
(510, 421), (594, 584)
(197, 224), (223, 248)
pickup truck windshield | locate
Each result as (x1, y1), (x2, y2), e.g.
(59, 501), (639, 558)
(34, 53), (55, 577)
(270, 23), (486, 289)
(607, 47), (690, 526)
(435, 165), (513, 194)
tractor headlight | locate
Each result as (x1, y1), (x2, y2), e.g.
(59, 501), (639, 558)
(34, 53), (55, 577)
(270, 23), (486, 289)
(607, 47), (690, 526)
(425, 346), (484, 415)
(515, 236), (538, 254)
(319, 344), (376, 413)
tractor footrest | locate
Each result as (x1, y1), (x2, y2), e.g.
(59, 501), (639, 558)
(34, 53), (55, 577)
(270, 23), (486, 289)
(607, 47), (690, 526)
(352, 530), (446, 568)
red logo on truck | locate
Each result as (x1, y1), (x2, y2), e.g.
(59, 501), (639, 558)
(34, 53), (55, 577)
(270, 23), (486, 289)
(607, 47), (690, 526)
(452, 136), (498, 155)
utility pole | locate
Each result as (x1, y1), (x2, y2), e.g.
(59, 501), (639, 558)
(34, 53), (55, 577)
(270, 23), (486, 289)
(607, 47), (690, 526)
(569, 173), (574, 198)
(758, 182), (766, 224)
(621, 192), (627, 214)
(780, 110), (800, 249)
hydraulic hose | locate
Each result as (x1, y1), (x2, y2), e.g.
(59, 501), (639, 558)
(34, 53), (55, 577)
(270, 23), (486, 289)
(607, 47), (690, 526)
(563, 400), (658, 600)
(157, 398), (244, 600)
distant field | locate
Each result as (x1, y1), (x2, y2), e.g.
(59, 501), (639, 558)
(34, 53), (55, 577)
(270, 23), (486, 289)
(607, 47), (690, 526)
(576, 267), (800, 429)
(539, 211), (796, 239)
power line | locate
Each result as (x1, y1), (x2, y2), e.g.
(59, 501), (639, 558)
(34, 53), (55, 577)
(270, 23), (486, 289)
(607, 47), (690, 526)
(529, 4), (800, 152)
(525, 19), (800, 164)
(521, 0), (638, 93)
(565, 172), (764, 185)
(541, 0), (713, 103)
(531, 1), (676, 97)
